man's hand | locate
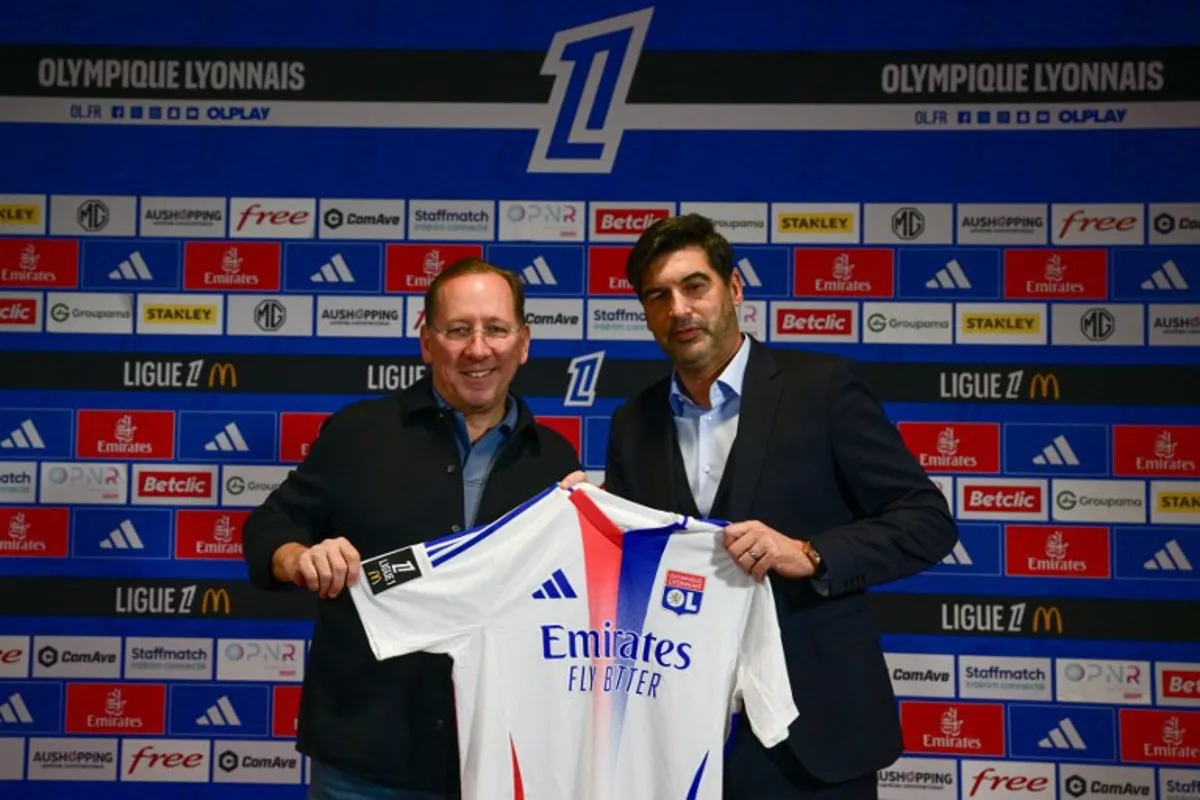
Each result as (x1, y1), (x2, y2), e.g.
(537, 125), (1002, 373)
(272, 538), (362, 599)
(723, 520), (816, 582)
(559, 470), (588, 489)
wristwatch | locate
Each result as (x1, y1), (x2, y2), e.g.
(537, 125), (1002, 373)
(800, 540), (825, 577)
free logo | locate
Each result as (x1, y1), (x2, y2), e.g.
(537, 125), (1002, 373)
(229, 198), (314, 239)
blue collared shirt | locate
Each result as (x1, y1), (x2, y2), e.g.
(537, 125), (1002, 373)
(668, 335), (751, 517)
(433, 388), (518, 529)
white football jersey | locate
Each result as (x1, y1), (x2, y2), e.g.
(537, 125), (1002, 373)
(348, 482), (797, 800)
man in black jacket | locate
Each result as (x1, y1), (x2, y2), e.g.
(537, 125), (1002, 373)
(604, 215), (958, 800)
(243, 258), (582, 799)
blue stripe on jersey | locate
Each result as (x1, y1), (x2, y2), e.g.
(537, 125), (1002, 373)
(427, 483), (559, 568)
(686, 751), (709, 800)
(610, 529), (673, 753)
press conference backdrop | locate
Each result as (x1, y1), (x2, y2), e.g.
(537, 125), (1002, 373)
(1, 1), (1199, 796)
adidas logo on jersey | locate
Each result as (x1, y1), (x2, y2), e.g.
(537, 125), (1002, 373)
(925, 259), (972, 289)
(0, 693), (32, 724)
(1038, 717), (1087, 750)
(99, 519), (145, 550)
(735, 258), (763, 288)
(521, 256), (558, 286)
(310, 253), (355, 283)
(205, 423), (250, 452)
(1144, 539), (1193, 571)
(108, 251), (154, 281)
(0, 419), (45, 449)
(531, 568), (577, 599)
(1032, 435), (1080, 466)
(941, 541), (973, 566)
(1141, 260), (1189, 290)
(195, 695), (242, 726)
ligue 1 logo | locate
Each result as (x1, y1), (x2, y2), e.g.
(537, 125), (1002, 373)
(661, 570), (705, 616)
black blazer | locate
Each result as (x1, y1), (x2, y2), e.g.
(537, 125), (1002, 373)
(604, 337), (957, 784)
(242, 376), (581, 792)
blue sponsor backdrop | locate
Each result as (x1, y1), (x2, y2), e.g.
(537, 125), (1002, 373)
(1, 0), (1199, 796)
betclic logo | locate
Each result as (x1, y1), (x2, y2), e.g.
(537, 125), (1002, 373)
(131, 465), (218, 507)
(0, 292), (42, 332)
(957, 479), (1048, 522)
(588, 202), (674, 242)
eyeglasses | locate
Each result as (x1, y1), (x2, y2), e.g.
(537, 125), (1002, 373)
(429, 323), (523, 343)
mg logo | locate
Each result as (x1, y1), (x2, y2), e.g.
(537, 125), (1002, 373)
(77, 199), (110, 232)
(564, 351), (605, 407)
(254, 299), (287, 332)
(892, 207), (925, 240)
(1080, 307), (1115, 341)
(528, 8), (653, 174)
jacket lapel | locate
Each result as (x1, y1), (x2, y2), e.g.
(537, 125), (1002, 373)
(638, 381), (700, 517)
(727, 339), (783, 522)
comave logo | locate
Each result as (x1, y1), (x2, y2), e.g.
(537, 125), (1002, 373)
(310, 253), (355, 284)
(0, 419), (44, 449)
(1144, 539), (1193, 571)
(735, 257), (763, 288)
(1032, 434), (1080, 466)
(195, 695), (241, 726)
(1141, 260), (1189, 290)
(205, 423), (250, 453)
(0, 692), (33, 724)
(925, 259), (972, 289)
(108, 251), (153, 281)
(531, 568), (578, 599)
(1038, 717), (1087, 750)
(521, 256), (558, 285)
(941, 541), (974, 566)
(99, 519), (144, 550)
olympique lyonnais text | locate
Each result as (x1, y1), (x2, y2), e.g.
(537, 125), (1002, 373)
(37, 58), (306, 91)
(881, 61), (1164, 94)
(541, 622), (693, 698)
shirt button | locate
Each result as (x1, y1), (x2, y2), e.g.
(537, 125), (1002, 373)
(703, 466), (711, 474)
(451, 525), (462, 532)
(446, 464), (457, 474)
(435, 719), (446, 730)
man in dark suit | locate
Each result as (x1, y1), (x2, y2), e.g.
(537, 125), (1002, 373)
(243, 258), (581, 800)
(604, 215), (958, 800)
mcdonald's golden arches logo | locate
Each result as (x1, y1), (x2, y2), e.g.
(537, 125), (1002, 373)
(1028, 373), (1060, 400)
(367, 569), (382, 586)
(201, 587), (231, 615)
(1031, 605), (1062, 633)
(208, 361), (237, 389)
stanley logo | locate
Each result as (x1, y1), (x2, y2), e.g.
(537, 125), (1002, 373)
(777, 212), (854, 233)
(1031, 605), (1063, 634)
(1028, 373), (1061, 400)
(1157, 492), (1200, 512)
(963, 313), (1041, 333)
(143, 304), (217, 324)
(201, 587), (231, 615)
(207, 362), (237, 389)
(0, 204), (41, 225)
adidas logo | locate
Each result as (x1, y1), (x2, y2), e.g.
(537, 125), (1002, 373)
(1141, 260), (1189, 291)
(1144, 540), (1193, 571)
(521, 256), (557, 286)
(1032, 435), (1080, 466)
(531, 568), (577, 600)
(195, 695), (241, 726)
(0, 419), (45, 450)
(925, 259), (972, 289)
(1038, 717), (1087, 750)
(205, 423), (250, 453)
(310, 253), (355, 283)
(0, 692), (32, 724)
(99, 519), (144, 550)
(941, 541), (974, 566)
(108, 251), (153, 281)
(735, 258), (763, 288)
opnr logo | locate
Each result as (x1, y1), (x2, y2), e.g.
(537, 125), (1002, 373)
(208, 362), (237, 388)
(1028, 373), (1060, 400)
(528, 8), (652, 173)
(201, 588), (230, 615)
(1031, 605), (1063, 634)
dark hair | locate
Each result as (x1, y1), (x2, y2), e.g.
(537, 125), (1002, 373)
(624, 214), (735, 297)
(423, 258), (526, 326)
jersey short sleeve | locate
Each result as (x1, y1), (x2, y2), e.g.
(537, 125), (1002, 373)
(733, 578), (800, 748)
(348, 485), (571, 661)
